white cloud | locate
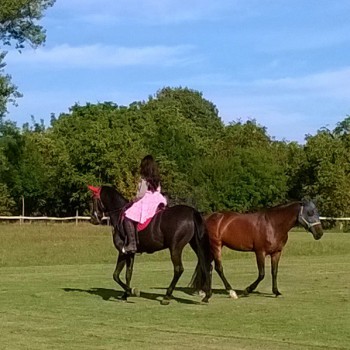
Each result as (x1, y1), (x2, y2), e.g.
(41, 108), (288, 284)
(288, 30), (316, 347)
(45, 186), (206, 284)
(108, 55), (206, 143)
(49, 0), (247, 25)
(6, 44), (196, 69)
(180, 68), (349, 141)
(183, 66), (350, 101)
(250, 67), (350, 99)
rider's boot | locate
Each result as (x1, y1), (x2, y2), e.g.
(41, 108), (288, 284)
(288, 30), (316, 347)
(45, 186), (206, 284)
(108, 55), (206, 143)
(122, 218), (137, 254)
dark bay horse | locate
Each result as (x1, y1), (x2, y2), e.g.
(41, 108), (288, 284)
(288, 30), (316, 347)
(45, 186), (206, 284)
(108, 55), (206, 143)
(191, 201), (323, 298)
(89, 185), (212, 304)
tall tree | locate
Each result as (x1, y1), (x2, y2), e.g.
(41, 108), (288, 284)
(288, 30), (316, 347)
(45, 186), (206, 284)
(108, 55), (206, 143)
(0, 0), (55, 117)
(0, 52), (21, 117)
(0, 118), (24, 212)
(0, 182), (15, 215)
(140, 87), (224, 203)
(189, 120), (288, 213)
(153, 87), (223, 136)
(50, 102), (148, 213)
(303, 123), (350, 218)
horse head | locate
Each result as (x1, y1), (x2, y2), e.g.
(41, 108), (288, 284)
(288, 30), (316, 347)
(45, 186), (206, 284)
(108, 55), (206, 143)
(88, 185), (104, 225)
(88, 185), (129, 225)
(298, 201), (323, 240)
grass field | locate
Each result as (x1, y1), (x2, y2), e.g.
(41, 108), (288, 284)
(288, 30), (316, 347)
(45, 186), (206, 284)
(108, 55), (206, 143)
(0, 224), (349, 349)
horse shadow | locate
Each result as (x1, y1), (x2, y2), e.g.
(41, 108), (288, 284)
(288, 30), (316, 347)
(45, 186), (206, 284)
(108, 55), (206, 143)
(63, 287), (202, 305)
(170, 286), (274, 298)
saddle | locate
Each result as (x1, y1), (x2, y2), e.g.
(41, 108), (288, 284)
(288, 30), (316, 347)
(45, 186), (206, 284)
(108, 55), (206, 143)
(138, 203), (167, 231)
(118, 202), (166, 233)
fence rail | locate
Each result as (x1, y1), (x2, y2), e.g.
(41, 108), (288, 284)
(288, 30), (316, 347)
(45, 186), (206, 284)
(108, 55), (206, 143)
(0, 215), (108, 225)
(0, 216), (90, 221)
(319, 217), (350, 221)
(0, 215), (350, 223)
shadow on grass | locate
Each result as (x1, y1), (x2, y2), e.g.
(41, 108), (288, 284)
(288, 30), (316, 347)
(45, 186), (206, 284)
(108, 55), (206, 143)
(158, 286), (274, 298)
(63, 287), (124, 301)
(63, 287), (202, 305)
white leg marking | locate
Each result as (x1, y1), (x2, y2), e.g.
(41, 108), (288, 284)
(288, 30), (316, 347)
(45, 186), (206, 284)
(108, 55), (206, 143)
(229, 290), (238, 299)
(199, 290), (206, 298)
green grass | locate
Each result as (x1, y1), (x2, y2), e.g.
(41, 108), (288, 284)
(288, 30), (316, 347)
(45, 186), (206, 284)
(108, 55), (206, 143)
(0, 224), (349, 349)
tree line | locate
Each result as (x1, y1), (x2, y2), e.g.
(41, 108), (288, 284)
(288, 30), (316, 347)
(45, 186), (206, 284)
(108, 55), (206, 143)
(1, 86), (349, 226)
(1, 1), (349, 225)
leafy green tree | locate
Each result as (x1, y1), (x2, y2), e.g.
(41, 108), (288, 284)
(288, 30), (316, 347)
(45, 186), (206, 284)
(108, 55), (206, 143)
(50, 102), (148, 212)
(271, 140), (307, 200)
(3, 81), (349, 219)
(0, 52), (21, 117)
(138, 87), (225, 203)
(47, 88), (224, 211)
(0, 118), (24, 210)
(221, 119), (272, 149)
(191, 147), (287, 213)
(0, 118), (54, 215)
(153, 87), (224, 136)
(0, 0), (55, 49)
(303, 122), (350, 218)
(0, 182), (15, 214)
(0, 0), (55, 117)
(187, 119), (288, 212)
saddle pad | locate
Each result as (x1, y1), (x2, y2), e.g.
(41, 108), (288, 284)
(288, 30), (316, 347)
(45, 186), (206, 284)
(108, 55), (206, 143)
(137, 217), (153, 231)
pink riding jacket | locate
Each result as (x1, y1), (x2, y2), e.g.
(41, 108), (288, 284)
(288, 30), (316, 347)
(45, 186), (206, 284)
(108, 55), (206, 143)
(125, 179), (167, 224)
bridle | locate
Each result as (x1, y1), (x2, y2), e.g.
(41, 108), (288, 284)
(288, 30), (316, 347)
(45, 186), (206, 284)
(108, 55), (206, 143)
(89, 186), (127, 224)
(92, 195), (124, 223)
(298, 205), (321, 230)
(92, 196), (106, 223)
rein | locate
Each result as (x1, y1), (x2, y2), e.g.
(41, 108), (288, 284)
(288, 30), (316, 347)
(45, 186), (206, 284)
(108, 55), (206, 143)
(298, 205), (321, 229)
(96, 197), (124, 215)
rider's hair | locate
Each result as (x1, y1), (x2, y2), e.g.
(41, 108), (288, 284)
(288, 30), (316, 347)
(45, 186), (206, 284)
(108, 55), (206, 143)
(140, 155), (161, 192)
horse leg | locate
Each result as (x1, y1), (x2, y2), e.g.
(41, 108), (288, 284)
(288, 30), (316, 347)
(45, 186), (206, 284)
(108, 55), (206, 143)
(112, 228), (125, 253)
(112, 253), (134, 301)
(125, 253), (140, 297)
(244, 251), (265, 295)
(214, 255), (238, 299)
(271, 251), (282, 296)
(161, 249), (184, 305)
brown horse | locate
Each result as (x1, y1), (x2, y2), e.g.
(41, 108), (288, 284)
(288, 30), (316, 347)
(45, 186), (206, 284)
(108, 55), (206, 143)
(190, 200), (323, 298)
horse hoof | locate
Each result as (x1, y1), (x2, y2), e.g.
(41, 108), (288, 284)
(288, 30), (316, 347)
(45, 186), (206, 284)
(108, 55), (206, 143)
(229, 290), (238, 299)
(161, 298), (171, 305)
(243, 288), (250, 296)
(274, 291), (282, 297)
(132, 288), (140, 297)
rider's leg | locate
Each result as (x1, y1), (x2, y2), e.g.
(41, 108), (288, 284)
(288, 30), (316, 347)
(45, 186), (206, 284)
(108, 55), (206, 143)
(122, 217), (137, 254)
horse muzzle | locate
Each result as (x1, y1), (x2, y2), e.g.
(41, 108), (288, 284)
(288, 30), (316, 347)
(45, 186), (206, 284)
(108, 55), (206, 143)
(310, 224), (323, 240)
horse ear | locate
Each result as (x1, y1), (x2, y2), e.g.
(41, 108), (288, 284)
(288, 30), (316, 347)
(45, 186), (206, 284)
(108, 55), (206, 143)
(301, 196), (311, 206)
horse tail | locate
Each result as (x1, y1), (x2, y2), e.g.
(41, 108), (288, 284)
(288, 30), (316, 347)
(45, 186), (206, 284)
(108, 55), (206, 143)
(189, 211), (212, 298)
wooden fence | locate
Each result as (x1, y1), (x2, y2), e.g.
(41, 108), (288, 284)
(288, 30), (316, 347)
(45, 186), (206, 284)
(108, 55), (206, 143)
(0, 215), (349, 224)
(0, 215), (109, 225)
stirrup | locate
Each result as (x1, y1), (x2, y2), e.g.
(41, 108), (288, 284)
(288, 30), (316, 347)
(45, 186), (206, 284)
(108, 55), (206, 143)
(122, 245), (136, 254)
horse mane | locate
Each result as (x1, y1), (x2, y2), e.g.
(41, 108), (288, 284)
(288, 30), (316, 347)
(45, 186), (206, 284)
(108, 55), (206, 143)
(101, 185), (129, 207)
(260, 201), (302, 213)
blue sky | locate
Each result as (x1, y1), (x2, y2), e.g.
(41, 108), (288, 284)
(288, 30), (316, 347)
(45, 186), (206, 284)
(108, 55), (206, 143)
(4, 0), (350, 143)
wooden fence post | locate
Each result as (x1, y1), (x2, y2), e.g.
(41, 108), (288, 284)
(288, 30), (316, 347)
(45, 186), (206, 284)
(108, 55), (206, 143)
(20, 196), (24, 225)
